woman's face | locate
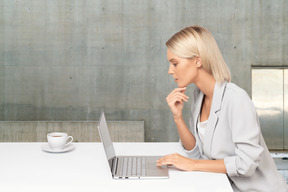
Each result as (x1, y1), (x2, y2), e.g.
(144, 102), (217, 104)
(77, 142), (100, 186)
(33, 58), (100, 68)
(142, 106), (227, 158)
(167, 49), (200, 88)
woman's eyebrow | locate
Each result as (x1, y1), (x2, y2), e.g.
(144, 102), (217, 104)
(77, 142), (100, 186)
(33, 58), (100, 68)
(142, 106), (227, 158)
(169, 58), (177, 62)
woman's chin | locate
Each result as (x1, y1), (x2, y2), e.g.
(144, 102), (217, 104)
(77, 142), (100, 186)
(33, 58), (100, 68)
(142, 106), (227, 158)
(177, 82), (188, 88)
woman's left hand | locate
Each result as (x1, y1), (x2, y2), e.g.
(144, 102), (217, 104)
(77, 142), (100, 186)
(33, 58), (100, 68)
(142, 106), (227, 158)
(157, 153), (195, 171)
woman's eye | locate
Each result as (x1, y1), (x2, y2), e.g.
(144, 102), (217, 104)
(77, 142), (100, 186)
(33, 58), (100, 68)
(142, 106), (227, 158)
(173, 63), (178, 67)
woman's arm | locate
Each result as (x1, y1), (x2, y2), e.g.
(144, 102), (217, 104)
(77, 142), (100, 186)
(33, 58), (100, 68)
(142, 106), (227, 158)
(166, 87), (196, 150)
(157, 153), (227, 173)
(174, 116), (196, 151)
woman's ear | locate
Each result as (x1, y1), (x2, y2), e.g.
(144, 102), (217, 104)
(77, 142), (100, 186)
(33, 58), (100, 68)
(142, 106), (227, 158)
(195, 57), (202, 68)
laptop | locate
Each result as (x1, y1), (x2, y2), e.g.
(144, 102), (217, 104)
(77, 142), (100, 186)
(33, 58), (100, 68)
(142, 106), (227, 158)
(97, 111), (169, 179)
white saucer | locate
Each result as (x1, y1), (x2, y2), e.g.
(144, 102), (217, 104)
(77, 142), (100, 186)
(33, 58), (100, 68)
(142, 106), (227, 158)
(41, 143), (75, 153)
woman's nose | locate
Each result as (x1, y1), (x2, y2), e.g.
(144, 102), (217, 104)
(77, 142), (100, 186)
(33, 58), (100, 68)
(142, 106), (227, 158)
(168, 65), (173, 75)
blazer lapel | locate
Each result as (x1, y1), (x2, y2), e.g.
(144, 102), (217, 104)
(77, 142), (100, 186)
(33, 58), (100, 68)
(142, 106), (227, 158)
(203, 81), (227, 159)
(192, 89), (204, 128)
(192, 89), (205, 156)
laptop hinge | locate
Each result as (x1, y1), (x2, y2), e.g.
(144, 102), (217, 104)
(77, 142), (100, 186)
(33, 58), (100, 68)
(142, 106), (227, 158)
(112, 157), (118, 176)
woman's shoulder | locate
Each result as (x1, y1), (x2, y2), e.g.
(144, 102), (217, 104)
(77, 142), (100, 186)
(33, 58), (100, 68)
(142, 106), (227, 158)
(224, 82), (250, 100)
(221, 82), (256, 111)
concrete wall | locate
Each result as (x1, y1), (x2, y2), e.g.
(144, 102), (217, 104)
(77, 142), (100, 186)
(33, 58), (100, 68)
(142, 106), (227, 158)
(0, 0), (287, 142)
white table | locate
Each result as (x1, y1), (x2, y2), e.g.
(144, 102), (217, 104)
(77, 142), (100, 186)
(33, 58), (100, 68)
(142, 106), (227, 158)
(0, 142), (233, 192)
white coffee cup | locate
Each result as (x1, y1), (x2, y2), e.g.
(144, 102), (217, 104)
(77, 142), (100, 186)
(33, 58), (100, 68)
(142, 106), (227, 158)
(47, 132), (73, 150)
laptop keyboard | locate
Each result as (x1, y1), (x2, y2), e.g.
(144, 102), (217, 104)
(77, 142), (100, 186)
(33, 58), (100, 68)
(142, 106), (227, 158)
(121, 156), (146, 177)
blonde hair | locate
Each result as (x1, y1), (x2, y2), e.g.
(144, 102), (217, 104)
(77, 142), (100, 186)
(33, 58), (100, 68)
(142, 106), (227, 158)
(166, 25), (231, 83)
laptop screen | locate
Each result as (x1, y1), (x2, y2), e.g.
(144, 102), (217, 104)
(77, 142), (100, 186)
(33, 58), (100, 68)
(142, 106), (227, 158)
(98, 112), (116, 170)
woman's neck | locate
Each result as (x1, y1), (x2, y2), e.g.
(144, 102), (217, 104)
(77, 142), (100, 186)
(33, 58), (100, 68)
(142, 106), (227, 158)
(194, 68), (216, 100)
(196, 69), (216, 122)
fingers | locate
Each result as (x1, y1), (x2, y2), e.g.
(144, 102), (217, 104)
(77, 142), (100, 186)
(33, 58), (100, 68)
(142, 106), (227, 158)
(166, 88), (190, 118)
(166, 87), (189, 104)
(156, 153), (179, 167)
(168, 87), (187, 97)
(167, 93), (189, 104)
(157, 153), (194, 171)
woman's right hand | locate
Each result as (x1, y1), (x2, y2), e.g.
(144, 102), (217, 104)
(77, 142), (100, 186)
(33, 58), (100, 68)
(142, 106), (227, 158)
(166, 87), (189, 119)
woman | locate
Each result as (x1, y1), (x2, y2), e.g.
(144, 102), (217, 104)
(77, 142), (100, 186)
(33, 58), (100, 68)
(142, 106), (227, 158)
(156, 25), (288, 192)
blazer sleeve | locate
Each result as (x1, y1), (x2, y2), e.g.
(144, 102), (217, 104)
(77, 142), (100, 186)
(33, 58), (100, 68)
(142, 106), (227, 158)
(224, 90), (264, 177)
(179, 141), (202, 159)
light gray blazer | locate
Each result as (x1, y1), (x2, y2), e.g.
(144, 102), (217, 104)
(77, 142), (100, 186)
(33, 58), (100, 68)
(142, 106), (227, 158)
(181, 82), (288, 192)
